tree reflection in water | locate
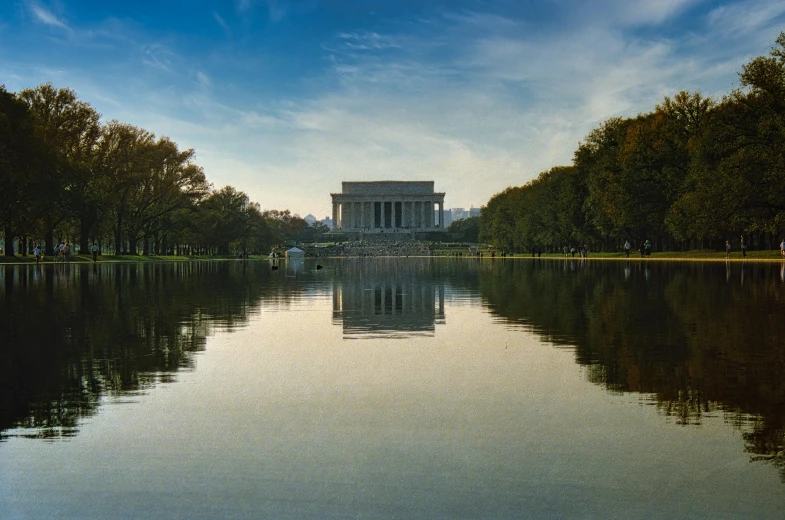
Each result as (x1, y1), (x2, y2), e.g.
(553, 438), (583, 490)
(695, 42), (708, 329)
(475, 258), (785, 481)
(0, 261), (307, 440)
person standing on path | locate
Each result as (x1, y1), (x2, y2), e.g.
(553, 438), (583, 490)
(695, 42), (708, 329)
(624, 240), (631, 258)
(33, 245), (41, 264)
(725, 240), (731, 259)
(780, 238), (785, 257)
(91, 243), (99, 262)
(740, 235), (747, 258)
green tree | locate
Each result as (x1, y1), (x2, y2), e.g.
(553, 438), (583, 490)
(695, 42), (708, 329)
(296, 221), (330, 243)
(575, 116), (633, 245)
(199, 186), (254, 254)
(670, 34), (785, 244)
(98, 122), (208, 255)
(17, 83), (101, 255)
(447, 216), (480, 243)
(0, 86), (50, 255)
(479, 186), (524, 252)
(261, 210), (309, 245)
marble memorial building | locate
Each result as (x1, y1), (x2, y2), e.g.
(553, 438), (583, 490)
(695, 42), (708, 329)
(331, 181), (446, 233)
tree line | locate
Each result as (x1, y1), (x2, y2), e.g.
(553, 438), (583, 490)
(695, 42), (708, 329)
(0, 83), (319, 257)
(480, 33), (785, 253)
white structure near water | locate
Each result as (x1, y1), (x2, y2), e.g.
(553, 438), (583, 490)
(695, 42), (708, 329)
(285, 247), (305, 259)
(330, 181), (446, 233)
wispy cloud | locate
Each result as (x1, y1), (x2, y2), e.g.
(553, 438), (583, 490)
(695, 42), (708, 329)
(604, 0), (702, 26)
(265, 0), (289, 22)
(237, 0), (286, 20)
(140, 43), (175, 72)
(29, 2), (70, 31)
(334, 31), (402, 51)
(195, 71), (211, 88)
(707, 0), (785, 41)
(213, 11), (231, 35)
(236, 0), (317, 22)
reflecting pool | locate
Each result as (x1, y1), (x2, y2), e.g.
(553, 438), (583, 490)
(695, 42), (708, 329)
(1, 258), (784, 519)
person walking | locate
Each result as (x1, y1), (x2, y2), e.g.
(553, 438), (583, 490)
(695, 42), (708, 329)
(33, 245), (41, 264)
(725, 240), (731, 259)
(91, 243), (99, 262)
(780, 238), (785, 257)
(740, 235), (747, 258)
(624, 240), (631, 258)
(63, 243), (71, 263)
(644, 240), (652, 257)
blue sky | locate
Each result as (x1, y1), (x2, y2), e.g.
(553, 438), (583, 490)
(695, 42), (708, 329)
(2, 1), (784, 219)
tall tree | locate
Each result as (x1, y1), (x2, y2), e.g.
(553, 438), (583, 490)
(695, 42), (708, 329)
(0, 86), (50, 255)
(199, 186), (253, 254)
(17, 83), (101, 255)
(670, 34), (785, 242)
(124, 137), (208, 255)
(574, 116), (632, 244)
(98, 122), (208, 255)
(447, 216), (480, 243)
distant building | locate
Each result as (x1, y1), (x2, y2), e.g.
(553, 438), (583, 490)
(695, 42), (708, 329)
(443, 210), (453, 228)
(304, 214), (317, 226)
(321, 216), (333, 230)
(447, 207), (481, 224)
(450, 207), (468, 222)
(330, 181), (446, 232)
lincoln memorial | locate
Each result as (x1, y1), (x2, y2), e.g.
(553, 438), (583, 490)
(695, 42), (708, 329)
(331, 181), (446, 233)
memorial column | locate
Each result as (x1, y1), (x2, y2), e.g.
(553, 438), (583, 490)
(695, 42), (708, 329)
(391, 200), (396, 230)
(363, 200), (368, 229)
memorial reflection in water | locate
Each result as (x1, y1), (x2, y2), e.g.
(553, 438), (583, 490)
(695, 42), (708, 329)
(331, 259), (445, 338)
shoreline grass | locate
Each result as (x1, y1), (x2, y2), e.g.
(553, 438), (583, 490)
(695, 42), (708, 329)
(2, 250), (784, 265)
(0, 254), (264, 265)
(488, 251), (784, 261)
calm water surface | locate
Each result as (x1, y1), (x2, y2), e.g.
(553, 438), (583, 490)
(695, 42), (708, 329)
(1, 258), (784, 519)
